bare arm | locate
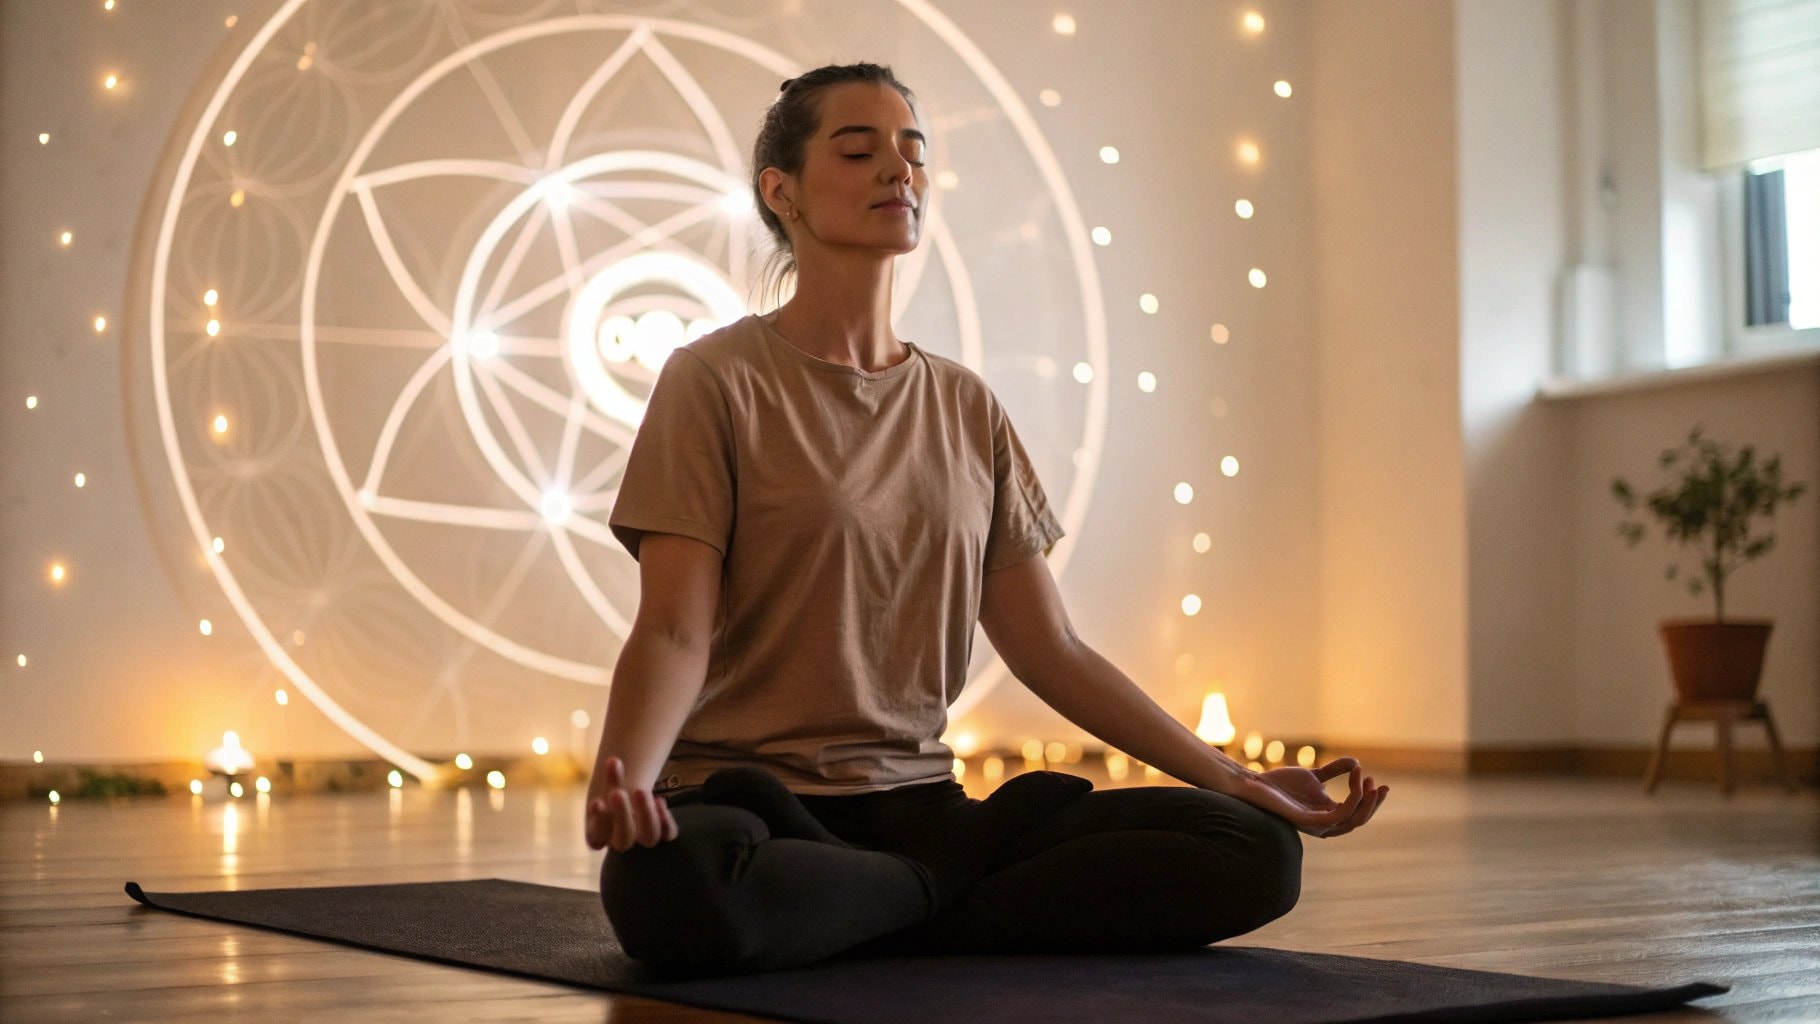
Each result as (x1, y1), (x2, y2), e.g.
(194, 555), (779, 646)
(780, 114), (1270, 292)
(586, 527), (720, 851)
(977, 552), (1255, 794)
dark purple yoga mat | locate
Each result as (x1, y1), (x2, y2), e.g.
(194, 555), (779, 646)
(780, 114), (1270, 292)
(125, 877), (1729, 1023)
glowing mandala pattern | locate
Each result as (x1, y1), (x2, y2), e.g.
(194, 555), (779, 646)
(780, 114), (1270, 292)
(142, 0), (1107, 777)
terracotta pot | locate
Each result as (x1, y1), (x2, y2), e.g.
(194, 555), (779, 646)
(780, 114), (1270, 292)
(1658, 619), (1773, 702)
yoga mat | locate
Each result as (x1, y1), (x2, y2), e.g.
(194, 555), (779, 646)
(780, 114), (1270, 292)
(125, 878), (1728, 1023)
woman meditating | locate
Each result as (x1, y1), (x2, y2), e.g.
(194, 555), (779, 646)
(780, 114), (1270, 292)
(589, 62), (1387, 978)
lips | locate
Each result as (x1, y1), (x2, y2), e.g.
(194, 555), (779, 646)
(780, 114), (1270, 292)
(873, 199), (914, 210)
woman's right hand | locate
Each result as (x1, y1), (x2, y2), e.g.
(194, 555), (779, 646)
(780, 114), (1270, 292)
(585, 755), (680, 852)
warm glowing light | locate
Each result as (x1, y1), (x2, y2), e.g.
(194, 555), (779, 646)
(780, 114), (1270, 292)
(935, 169), (959, 190)
(222, 130), (237, 147)
(189, 779), (203, 795)
(1249, 269), (1267, 288)
(1192, 532), (1212, 553)
(1243, 11), (1266, 34)
(1181, 593), (1202, 615)
(1021, 738), (1045, 762)
(1072, 361), (1094, 384)
(1235, 199), (1254, 219)
(469, 330), (499, 359)
(1195, 692), (1237, 745)
(59, 230), (73, 247)
(539, 491), (571, 524)
(1052, 12), (1076, 34)
(38, 133), (49, 144)
(1090, 226), (1111, 246)
(1174, 482), (1194, 504)
(1211, 323), (1231, 344)
(229, 781), (244, 798)
(1045, 741), (1067, 763)
(203, 288), (219, 306)
(1221, 456), (1240, 477)
(1297, 745), (1317, 768)
(1139, 293), (1158, 314)
(104, 0), (115, 9)
(229, 189), (245, 207)
(1265, 739), (1285, 763)
(225, 14), (237, 27)
(255, 776), (271, 793)
(531, 737), (550, 755)
(49, 563), (66, 583)
(199, 619), (213, 636)
(1239, 141), (1260, 164)
(274, 688), (288, 705)
(486, 770), (506, 789)
(213, 414), (229, 434)
(205, 319), (220, 336)
(1038, 88), (1061, 107)
(1274, 80), (1293, 98)
(570, 709), (590, 730)
(1099, 145), (1119, 164)
(387, 769), (404, 788)
(16, 655), (25, 667)
(103, 74), (119, 90)
(26, 396), (38, 409)
(33, 749), (43, 762)
(49, 790), (61, 804)
(948, 731), (980, 757)
(1137, 372), (1156, 393)
(74, 473), (86, 488)
(455, 753), (473, 770)
(290, 629), (305, 646)
(1243, 731), (1265, 759)
(205, 730), (255, 776)
(212, 536), (224, 553)
(93, 316), (107, 332)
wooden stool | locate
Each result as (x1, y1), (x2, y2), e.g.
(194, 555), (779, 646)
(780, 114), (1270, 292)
(1643, 698), (1798, 795)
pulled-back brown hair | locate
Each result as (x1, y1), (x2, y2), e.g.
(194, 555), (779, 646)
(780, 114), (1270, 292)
(748, 62), (919, 310)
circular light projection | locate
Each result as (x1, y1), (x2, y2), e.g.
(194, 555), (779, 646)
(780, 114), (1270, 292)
(1173, 482), (1194, 504)
(142, 1), (1108, 777)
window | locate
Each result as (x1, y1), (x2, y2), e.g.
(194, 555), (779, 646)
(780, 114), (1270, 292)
(1725, 147), (1820, 355)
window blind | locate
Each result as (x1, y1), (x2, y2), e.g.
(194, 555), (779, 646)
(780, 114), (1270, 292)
(1696, 0), (1820, 170)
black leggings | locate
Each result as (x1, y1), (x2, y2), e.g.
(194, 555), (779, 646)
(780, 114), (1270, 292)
(599, 771), (1304, 977)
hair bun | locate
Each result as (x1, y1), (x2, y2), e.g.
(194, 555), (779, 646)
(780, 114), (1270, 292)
(780, 77), (796, 92)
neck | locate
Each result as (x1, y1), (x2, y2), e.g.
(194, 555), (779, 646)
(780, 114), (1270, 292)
(768, 253), (907, 373)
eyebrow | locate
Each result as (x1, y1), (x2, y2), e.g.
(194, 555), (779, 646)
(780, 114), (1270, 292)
(829, 125), (927, 145)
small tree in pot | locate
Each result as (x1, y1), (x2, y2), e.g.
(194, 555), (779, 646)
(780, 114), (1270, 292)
(1611, 425), (1806, 702)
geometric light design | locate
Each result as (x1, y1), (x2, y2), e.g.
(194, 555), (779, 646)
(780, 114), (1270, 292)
(143, 0), (1107, 777)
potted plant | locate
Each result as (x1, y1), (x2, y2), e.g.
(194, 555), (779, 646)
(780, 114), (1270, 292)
(1611, 425), (1806, 703)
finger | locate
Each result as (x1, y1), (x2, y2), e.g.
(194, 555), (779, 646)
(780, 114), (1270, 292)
(1331, 784), (1388, 836)
(1313, 757), (1358, 782)
(659, 797), (678, 841)
(635, 789), (661, 846)
(606, 756), (622, 786)
(610, 789), (632, 851)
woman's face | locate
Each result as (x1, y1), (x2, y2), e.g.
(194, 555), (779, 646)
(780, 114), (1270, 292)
(768, 81), (928, 256)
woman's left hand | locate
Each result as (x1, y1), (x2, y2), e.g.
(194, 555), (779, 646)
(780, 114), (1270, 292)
(1224, 758), (1388, 838)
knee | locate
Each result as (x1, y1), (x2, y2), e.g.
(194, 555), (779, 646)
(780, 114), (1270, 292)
(599, 804), (769, 972)
(1183, 794), (1304, 932)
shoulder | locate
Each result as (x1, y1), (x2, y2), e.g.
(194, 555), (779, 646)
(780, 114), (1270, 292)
(913, 345), (996, 411)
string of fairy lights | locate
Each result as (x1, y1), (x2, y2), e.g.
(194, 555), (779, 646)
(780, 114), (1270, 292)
(21, 4), (1320, 809)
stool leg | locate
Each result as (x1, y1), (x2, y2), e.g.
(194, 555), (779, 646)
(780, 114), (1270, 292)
(1644, 703), (1677, 795)
(1758, 704), (1798, 794)
(1716, 704), (1736, 797)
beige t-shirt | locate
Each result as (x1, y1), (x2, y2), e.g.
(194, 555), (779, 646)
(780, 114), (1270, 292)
(608, 312), (1065, 795)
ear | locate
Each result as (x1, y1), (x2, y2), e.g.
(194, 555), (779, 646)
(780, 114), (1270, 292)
(758, 166), (795, 221)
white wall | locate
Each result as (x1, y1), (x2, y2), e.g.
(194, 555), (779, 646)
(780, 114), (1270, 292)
(1, 1), (1328, 765)
(1308, 1), (1470, 751)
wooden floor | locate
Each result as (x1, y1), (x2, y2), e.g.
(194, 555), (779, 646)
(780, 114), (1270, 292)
(3, 768), (1816, 1022)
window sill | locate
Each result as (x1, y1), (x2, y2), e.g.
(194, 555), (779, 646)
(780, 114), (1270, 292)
(1537, 345), (1820, 401)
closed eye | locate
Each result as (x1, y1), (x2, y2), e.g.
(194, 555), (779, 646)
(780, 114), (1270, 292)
(846, 154), (926, 167)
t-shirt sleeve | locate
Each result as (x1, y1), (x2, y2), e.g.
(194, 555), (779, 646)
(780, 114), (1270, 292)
(982, 388), (1066, 574)
(608, 349), (736, 562)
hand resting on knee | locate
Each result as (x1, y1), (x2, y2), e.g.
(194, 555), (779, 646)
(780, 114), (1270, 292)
(586, 755), (681, 852)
